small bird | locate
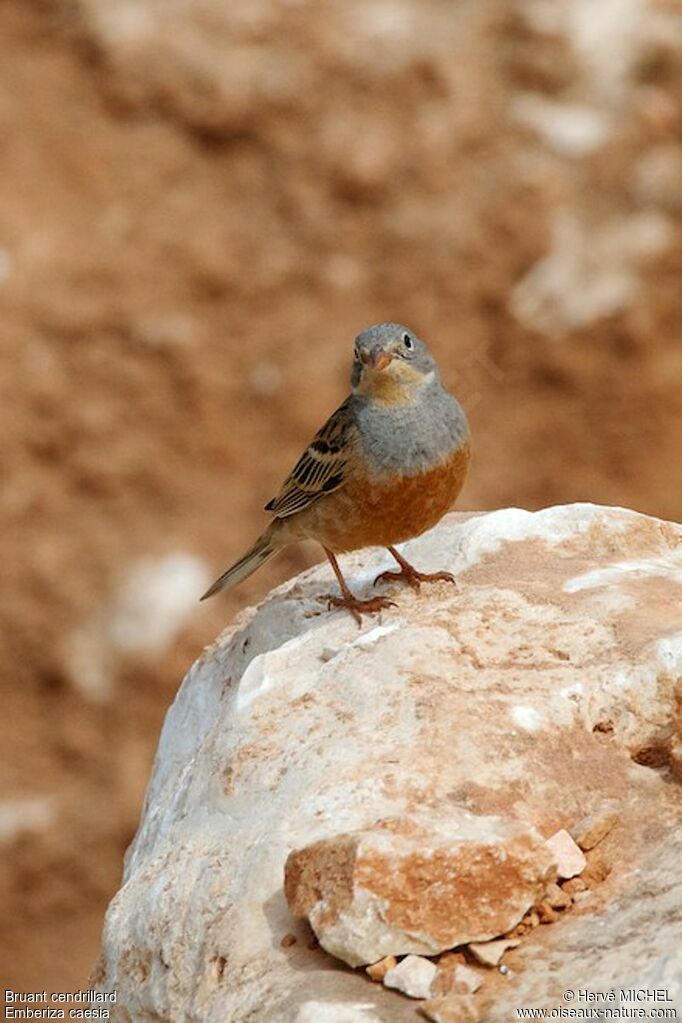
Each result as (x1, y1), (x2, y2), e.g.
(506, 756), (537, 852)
(201, 323), (471, 623)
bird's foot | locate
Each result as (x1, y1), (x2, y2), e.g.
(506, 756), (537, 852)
(319, 592), (397, 626)
(374, 565), (458, 591)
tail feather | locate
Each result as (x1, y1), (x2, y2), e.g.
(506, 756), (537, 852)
(200, 530), (278, 601)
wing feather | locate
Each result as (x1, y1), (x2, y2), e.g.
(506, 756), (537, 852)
(265, 398), (355, 518)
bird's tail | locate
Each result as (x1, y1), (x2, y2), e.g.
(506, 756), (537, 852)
(200, 527), (279, 601)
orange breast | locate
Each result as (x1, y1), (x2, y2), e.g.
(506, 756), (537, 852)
(290, 440), (471, 553)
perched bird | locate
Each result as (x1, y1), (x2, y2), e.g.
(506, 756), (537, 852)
(201, 323), (471, 623)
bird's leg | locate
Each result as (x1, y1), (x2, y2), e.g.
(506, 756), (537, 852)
(374, 545), (458, 591)
(320, 547), (396, 625)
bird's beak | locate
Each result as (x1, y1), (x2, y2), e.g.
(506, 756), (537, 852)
(361, 348), (393, 371)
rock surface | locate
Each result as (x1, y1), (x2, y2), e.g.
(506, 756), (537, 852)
(419, 994), (480, 1023)
(95, 505), (682, 1022)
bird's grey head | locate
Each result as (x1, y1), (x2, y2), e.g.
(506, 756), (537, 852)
(351, 323), (437, 395)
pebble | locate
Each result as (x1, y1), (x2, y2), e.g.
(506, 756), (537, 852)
(562, 877), (588, 896)
(582, 851), (612, 886)
(544, 882), (572, 909)
(570, 808), (620, 851)
(545, 829), (587, 879)
(453, 964), (483, 994)
(383, 955), (437, 999)
(537, 902), (559, 925)
(468, 938), (520, 967)
(432, 962), (483, 997)
(365, 955), (397, 983)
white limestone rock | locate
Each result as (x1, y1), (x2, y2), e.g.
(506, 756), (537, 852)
(95, 504), (682, 1022)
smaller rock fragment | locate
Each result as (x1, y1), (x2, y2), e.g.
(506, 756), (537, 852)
(419, 994), (480, 1023)
(366, 956), (397, 983)
(544, 882), (572, 909)
(467, 938), (520, 967)
(431, 961), (483, 997)
(281, 933), (297, 948)
(451, 964), (483, 995)
(511, 912), (539, 937)
(581, 851), (612, 886)
(536, 902), (559, 924)
(383, 955), (437, 999)
(561, 876), (587, 896)
(285, 814), (556, 966)
(570, 808), (619, 851)
(545, 829), (587, 879)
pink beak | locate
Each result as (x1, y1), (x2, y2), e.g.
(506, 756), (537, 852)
(361, 348), (392, 371)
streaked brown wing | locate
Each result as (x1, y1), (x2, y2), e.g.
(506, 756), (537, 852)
(265, 397), (355, 518)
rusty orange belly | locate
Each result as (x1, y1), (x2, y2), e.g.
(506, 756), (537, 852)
(286, 440), (471, 553)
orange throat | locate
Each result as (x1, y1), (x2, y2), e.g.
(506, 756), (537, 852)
(355, 365), (432, 407)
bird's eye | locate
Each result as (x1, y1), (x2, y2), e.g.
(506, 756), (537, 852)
(353, 346), (360, 360)
(402, 333), (414, 350)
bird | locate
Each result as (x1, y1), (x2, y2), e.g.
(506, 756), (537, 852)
(201, 323), (471, 623)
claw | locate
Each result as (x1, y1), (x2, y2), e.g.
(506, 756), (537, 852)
(374, 565), (458, 591)
(320, 592), (397, 625)
(374, 568), (419, 590)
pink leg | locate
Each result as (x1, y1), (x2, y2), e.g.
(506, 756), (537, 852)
(321, 547), (396, 625)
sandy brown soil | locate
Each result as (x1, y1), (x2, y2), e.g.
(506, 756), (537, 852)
(0, 0), (680, 994)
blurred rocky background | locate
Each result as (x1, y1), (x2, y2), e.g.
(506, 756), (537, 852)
(0, 0), (680, 993)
